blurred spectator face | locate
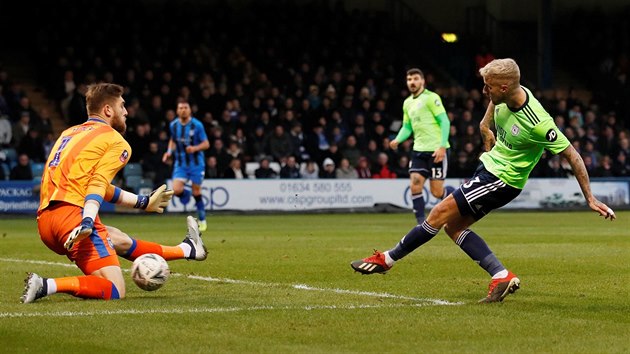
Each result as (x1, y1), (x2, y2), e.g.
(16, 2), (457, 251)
(149, 142), (158, 153)
(261, 158), (270, 168)
(340, 158), (350, 169)
(18, 154), (30, 166)
(377, 153), (388, 166)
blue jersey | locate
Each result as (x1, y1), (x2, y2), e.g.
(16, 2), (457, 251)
(169, 117), (209, 168)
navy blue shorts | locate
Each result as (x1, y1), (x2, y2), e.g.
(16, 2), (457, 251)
(408, 150), (450, 179)
(452, 164), (522, 220)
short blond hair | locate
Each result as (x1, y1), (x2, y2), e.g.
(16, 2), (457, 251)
(479, 58), (520, 87)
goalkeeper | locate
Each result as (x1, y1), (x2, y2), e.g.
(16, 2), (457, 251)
(21, 83), (207, 304)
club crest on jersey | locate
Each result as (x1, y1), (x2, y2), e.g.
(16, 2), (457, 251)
(119, 149), (129, 162)
(511, 124), (520, 136)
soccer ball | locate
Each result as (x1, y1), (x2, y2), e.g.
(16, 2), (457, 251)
(131, 253), (170, 291)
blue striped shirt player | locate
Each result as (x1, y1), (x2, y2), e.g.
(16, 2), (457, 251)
(162, 101), (210, 231)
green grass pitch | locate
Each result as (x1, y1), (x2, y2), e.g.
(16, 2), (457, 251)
(1, 210), (628, 353)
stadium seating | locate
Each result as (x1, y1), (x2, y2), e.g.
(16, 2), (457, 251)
(0, 163), (9, 180)
(124, 175), (143, 193)
(1, 148), (18, 168)
(123, 163), (143, 178)
(31, 162), (45, 178)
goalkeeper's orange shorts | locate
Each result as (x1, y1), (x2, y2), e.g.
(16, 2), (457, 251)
(37, 202), (119, 274)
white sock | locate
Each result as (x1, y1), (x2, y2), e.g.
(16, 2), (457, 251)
(180, 243), (192, 258)
(47, 278), (57, 295)
(384, 251), (396, 267)
(492, 269), (509, 279)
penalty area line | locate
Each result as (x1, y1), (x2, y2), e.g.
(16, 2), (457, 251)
(1, 257), (463, 306)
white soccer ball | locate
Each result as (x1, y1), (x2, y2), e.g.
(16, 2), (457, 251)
(131, 253), (170, 291)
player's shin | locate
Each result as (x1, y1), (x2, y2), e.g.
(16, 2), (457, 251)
(387, 221), (439, 262)
(455, 229), (505, 276)
(120, 238), (185, 261)
(50, 276), (121, 300)
(411, 193), (425, 223)
(194, 194), (205, 221)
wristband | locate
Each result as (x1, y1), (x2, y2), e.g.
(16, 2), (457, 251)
(134, 195), (149, 209)
(166, 148), (173, 155)
(80, 217), (94, 230)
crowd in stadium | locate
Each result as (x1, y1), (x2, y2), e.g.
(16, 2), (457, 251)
(0, 0), (628, 189)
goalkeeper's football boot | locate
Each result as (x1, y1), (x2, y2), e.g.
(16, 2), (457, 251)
(478, 271), (520, 303)
(21, 273), (47, 304)
(183, 216), (207, 261)
(351, 250), (391, 274)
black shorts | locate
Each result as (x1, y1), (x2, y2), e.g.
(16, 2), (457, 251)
(409, 150), (450, 179)
(452, 163), (522, 220)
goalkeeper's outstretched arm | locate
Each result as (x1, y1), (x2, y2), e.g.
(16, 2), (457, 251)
(105, 184), (174, 213)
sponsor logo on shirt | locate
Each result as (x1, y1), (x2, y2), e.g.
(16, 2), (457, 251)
(546, 129), (558, 142)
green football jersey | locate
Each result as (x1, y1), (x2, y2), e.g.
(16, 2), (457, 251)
(402, 89), (450, 151)
(479, 86), (570, 189)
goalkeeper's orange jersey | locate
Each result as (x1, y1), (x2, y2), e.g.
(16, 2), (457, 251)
(38, 118), (131, 214)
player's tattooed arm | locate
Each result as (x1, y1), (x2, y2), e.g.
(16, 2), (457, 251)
(560, 145), (616, 220)
(480, 102), (496, 152)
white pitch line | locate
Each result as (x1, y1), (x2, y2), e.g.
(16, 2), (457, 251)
(1, 257), (462, 306)
(0, 303), (441, 318)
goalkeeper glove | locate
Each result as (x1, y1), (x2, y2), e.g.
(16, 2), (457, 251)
(142, 184), (174, 213)
(64, 217), (94, 250)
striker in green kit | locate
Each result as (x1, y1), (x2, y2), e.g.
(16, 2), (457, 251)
(351, 59), (615, 304)
(480, 86), (570, 189)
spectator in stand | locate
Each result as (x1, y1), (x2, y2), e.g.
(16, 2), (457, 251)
(356, 156), (372, 179)
(254, 157), (278, 179)
(319, 158), (336, 179)
(300, 159), (320, 179)
(12, 111), (31, 147)
(208, 138), (232, 177)
(266, 124), (293, 163)
(205, 156), (220, 179)
(612, 150), (630, 176)
(371, 152), (396, 179)
(592, 155), (614, 177)
(304, 124), (330, 163)
(18, 128), (46, 163)
(321, 143), (343, 167)
(279, 155), (301, 179)
(392, 155), (410, 179)
(67, 83), (88, 127)
(10, 153), (33, 180)
(341, 135), (362, 167)
(336, 158), (358, 179)
(450, 151), (477, 178)
(288, 122), (308, 162)
(223, 157), (245, 179)
(544, 155), (569, 178)
(127, 119), (152, 163)
(141, 141), (169, 187)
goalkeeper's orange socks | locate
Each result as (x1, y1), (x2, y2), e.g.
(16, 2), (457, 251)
(121, 238), (185, 261)
(47, 275), (120, 300)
